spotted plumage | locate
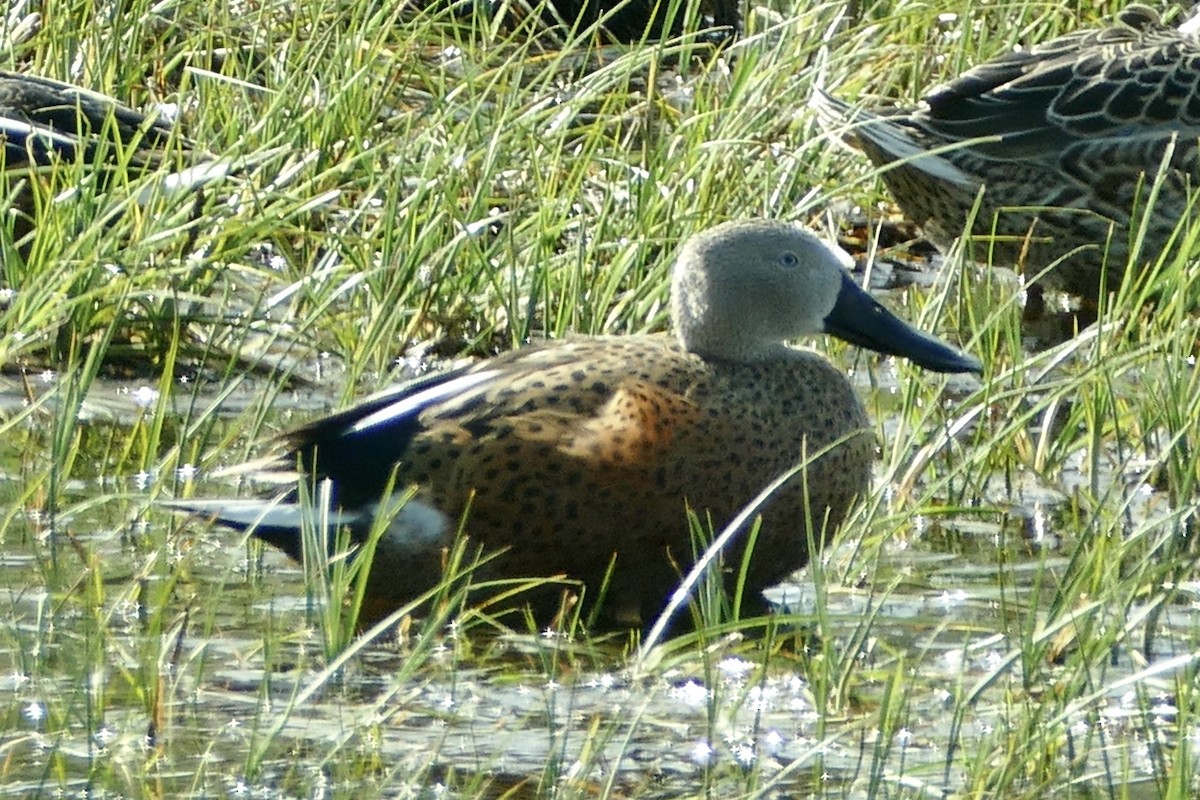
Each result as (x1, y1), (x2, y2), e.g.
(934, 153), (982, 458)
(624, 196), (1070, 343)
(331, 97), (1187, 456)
(170, 220), (979, 627)
(814, 6), (1200, 299)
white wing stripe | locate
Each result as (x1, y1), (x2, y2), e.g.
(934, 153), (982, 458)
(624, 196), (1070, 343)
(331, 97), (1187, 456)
(349, 369), (501, 434)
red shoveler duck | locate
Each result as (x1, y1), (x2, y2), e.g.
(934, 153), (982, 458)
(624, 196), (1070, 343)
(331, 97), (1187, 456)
(171, 219), (980, 628)
(814, 6), (1200, 301)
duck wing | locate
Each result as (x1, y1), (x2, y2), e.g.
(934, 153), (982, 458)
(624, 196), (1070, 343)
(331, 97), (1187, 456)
(281, 338), (694, 508)
(919, 8), (1200, 165)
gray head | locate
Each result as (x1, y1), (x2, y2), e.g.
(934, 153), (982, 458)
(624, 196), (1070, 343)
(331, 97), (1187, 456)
(669, 219), (981, 373)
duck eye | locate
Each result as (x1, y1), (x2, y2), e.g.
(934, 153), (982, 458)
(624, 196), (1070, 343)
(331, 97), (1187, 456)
(780, 252), (799, 268)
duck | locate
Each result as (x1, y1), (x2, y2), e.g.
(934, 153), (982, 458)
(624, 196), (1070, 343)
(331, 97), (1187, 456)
(0, 70), (233, 249)
(0, 70), (178, 168)
(813, 5), (1200, 301)
(527, 0), (738, 44)
(169, 219), (980, 628)
(443, 0), (738, 45)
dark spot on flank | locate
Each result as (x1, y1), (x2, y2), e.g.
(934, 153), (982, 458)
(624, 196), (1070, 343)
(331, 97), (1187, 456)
(463, 419), (493, 439)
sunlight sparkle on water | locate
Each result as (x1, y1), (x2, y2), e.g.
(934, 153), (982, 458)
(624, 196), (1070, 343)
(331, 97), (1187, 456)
(23, 701), (43, 724)
(746, 685), (776, 713)
(671, 680), (709, 708)
(981, 650), (1006, 671)
(730, 740), (756, 766)
(940, 650), (964, 674)
(689, 740), (714, 765)
(717, 657), (754, 680)
(1152, 699), (1179, 721)
(584, 673), (616, 690)
(131, 385), (160, 408)
(938, 590), (967, 610)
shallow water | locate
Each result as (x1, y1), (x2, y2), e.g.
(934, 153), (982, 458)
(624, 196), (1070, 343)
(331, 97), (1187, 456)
(0, 363), (1196, 799)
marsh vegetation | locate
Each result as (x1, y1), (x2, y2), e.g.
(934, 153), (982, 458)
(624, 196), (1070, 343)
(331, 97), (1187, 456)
(2, 0), (1200, 797)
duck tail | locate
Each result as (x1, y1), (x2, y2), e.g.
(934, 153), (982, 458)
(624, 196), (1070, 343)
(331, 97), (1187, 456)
(808, 87), (911, 155)
(809, 88), (976, 189)
(162, 497), (359, 562)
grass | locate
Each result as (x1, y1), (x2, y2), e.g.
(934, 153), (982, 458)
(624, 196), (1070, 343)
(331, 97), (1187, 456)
(0, 0), (1200, 796)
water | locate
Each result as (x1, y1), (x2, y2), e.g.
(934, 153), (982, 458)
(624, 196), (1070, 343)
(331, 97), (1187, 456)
(0, 364), (1196, 798)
